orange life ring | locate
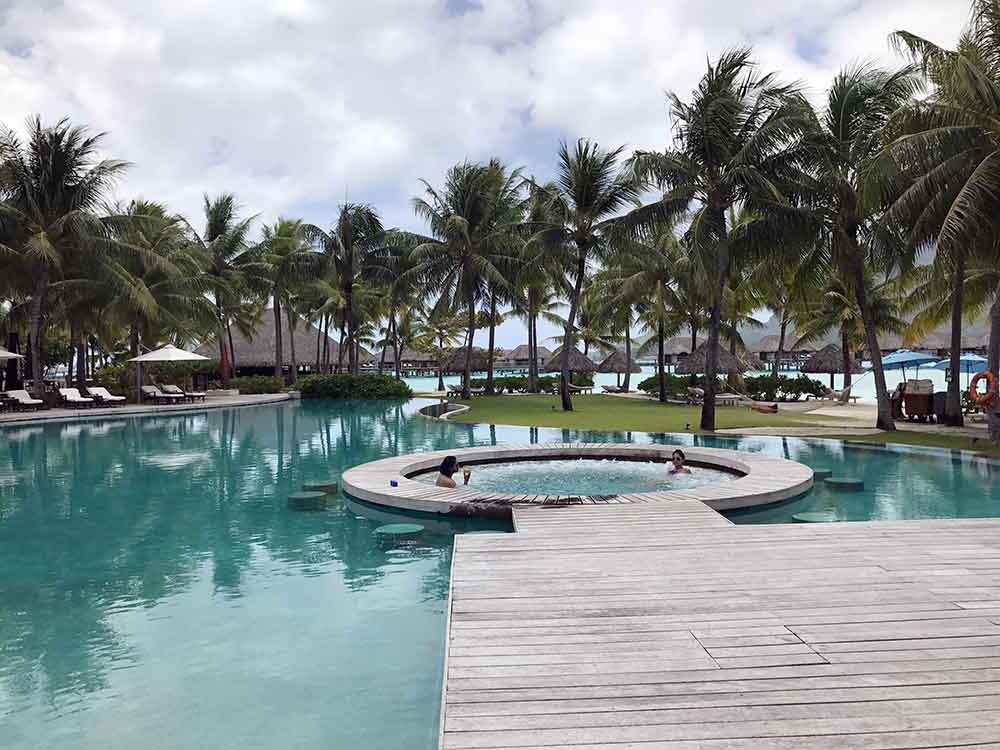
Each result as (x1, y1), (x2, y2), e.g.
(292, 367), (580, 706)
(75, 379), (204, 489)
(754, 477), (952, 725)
(970, 370), (998, 408)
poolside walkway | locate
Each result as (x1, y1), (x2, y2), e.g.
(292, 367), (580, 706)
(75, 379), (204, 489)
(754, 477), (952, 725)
(441, 503), (1000, 748)
(0, 392), (292, 427)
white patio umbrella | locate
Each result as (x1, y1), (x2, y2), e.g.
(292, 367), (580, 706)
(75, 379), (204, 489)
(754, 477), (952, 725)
(0, 347), (24, 360)
(128, 345), (209, 402)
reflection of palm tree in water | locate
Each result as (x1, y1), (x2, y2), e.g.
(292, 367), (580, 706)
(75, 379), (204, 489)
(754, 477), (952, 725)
(0, 400), (459, 708)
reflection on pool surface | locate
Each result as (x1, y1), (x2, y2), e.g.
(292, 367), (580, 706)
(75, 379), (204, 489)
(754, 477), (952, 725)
(415, 457), (735, 495)
(1, 397), (999, 750)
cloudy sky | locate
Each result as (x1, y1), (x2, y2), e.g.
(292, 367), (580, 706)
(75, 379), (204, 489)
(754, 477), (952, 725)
(0, 0), (965, 348)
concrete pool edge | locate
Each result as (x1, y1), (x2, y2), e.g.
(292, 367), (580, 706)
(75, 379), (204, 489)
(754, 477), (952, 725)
(340, 443), (814, 518)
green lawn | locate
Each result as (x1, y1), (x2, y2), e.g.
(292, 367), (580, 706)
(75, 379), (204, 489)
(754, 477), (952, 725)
(448, 394), (841, 433)
(834, 431), (1000, 458)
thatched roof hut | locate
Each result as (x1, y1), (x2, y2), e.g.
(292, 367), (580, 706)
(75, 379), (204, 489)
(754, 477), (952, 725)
(194, 311), (343, 368)
(441, 347), (490, 372)
(675, 342), (761, 375)
(753, 334), (818, 355)
(365, 347), (435, 366)
(543, 347), (598, 373)
(597, 350), (641, 374)
(501, 344), (553, 365)
(800, 344), (863, 374)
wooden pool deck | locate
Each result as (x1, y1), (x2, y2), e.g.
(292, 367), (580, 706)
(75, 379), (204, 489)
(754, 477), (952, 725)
(440, 502), (1000, 748)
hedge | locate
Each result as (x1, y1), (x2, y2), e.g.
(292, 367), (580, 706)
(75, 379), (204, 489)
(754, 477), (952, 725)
(742, 373), (827, 402)
(298, 373), (413, 399)
(467, 373), (593, 394)
(231, 375), (284, 394)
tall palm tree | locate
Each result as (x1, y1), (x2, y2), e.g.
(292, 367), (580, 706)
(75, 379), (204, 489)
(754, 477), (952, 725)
(307, 204), (387, 374)
(418, 303), (464, 392)
(412, 160), (524, 399)
(530, 140), (641, 410)
(0, 117), (128, 394)
(630, 48), (813, 429)
(254, 218), (321, 383)
(801, 63), (922, 431)
(874, 2), (1000, 435)
(186, 194), (256, 386)
(510, 274), (561, 393)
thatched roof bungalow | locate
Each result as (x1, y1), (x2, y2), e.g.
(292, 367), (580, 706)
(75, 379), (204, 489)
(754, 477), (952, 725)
(597, 351), (641, 374)
(499, 344), (553, 368)
(676, 342), (763, 375)
(194, 312), (343, 374)
(800, 344), (863, 387)
(543, 347), (598, 373)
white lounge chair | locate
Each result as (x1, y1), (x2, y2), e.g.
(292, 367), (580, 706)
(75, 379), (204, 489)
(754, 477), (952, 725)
(87, 386), (127, 405)
(140, 385), (184, 404)
(5, 389), (45, 410)
(159, 383), (206, 402)
(59, 387), (96, 408)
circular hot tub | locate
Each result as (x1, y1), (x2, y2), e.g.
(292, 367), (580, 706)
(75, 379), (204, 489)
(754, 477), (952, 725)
(341, 444), (813, 519)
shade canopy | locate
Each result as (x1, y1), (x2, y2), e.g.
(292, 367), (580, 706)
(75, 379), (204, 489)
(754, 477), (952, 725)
(932, 353), (988, 374)
(877, 349), (938, 371)
(676, 342), (758, 375)
(129, 344), (210, 363)
(0, 347), (24, 361)
(543, 348), (597, 373)
(597, 350), (641, 374)
(800, 344), (863, 375)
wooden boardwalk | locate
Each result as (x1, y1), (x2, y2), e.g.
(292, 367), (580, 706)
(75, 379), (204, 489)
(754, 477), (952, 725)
(440, 502), (1000, 749)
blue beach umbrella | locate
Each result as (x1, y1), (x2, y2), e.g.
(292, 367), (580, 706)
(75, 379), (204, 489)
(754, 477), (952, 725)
(932, 353), (988, 388)
(879, 349), (939, 371)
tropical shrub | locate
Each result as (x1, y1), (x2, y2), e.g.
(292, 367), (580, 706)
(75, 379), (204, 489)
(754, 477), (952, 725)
(743, 374), (827, 402)
(231, 375), (284, 394)
(637, 373), (691, 396)
(298, 373), (413, 399)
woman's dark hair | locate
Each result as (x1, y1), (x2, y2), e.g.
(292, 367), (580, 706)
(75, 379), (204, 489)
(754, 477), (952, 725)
(440, 456), (459, 477)
(672, 449), (686, 462)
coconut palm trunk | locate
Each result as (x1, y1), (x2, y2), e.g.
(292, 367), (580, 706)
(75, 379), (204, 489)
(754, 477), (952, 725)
(841, 329), (853, 404)
(989, 282), (1000, 444)
(560, 249), (587, 411)
(336, 323), (346, 373)
(28, 273), (47, 396)
(528, 313), (539, 393)
(701, 242), (731, 431)
(849, 254), (893, 430)
(486, 294), (497, 394)
(728, 319), (739, 389)
(623, 320), (633, 391)
(946, 258), (965, 426)
(774, 311), (788, 378)
(657, 320), (667, 402)
(437, 334), (446, 392)
(462, 284), (476, 400)
(273, 298), (284, 382)
(287, 309), (297, 385)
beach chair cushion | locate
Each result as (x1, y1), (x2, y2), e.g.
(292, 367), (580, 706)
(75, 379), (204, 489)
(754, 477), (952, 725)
(59, 388), (94, 403)
(87, 386), (126, 402)
(6, 389), (44, 406)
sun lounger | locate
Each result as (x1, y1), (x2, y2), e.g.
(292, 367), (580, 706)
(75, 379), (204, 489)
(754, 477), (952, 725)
(140, 385), (185, 404)
(686, 387), (704, 405)
(58, 387), (96, 408)
(86, 386), (127, 405)
(5, 389), (45, 410)
(568, 384), (593, 394)
(716, 392), (745, 406)
(159, 383), (206, 402)
(602, 385), (623, 394)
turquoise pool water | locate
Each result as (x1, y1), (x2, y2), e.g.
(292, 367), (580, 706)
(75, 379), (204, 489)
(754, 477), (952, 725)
(2, 398), (999, 749)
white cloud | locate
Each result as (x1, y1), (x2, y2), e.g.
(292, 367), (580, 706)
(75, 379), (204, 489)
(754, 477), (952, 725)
(0, 0), (966, 345)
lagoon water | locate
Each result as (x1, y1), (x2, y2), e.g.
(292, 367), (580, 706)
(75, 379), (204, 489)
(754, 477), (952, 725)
(2, 398), (998, 750)
(401, 366), (951, 403)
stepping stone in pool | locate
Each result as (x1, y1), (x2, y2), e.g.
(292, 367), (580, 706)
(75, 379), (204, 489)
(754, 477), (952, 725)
(287, 491), (328, 511)
(303, 480), (339, 493)
(374, 523), (424, 538)
(812, 468), (833, 480)
(793, 511), (839, 523)
(824, 476), (864, 492)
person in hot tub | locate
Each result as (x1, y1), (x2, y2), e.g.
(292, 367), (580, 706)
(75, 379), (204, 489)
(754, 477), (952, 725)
(436, 455), (471, 488)
(669, 449), (691, 475)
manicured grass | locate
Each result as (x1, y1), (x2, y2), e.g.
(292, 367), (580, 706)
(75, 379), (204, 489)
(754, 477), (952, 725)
(449, 394), (841, 433)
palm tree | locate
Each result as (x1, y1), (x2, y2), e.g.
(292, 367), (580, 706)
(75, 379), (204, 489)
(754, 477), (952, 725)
(186, 194), (256, 386)
(874, 3), (1000, 434)
(793, 273), (907, 400)
(630, 49), (813, 429)
(418, 303), (464, 392)
(530, 140), (641, 410)
(412, 160), (524, 399)
(510, 274), (561, 393)
(254, 218), (321, 383)
(306, 204), (388, 374)
(0, 117), (128, 394)
(800, 63), (922, 431)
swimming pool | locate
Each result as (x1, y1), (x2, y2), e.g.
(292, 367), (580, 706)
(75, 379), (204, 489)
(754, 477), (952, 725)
(1, 398), (998, 749)
(414, 457), (735, 495)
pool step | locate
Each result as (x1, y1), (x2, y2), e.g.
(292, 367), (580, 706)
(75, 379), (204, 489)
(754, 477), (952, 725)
(824, 476), (865, 492)
(303, 480), (339, 493)
(287, 491), (328, 511)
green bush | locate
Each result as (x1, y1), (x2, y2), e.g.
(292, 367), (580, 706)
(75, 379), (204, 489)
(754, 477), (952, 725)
(743, 373), (827, 402)
(298, 373), (413, 400)
(231, 375), (284, 394)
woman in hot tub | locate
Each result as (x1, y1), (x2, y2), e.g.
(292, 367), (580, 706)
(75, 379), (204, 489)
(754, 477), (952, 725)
(669, 449), (691, 476)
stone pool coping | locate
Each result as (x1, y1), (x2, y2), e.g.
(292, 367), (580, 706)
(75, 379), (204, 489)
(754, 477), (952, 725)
(340, 443), (814, 519)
